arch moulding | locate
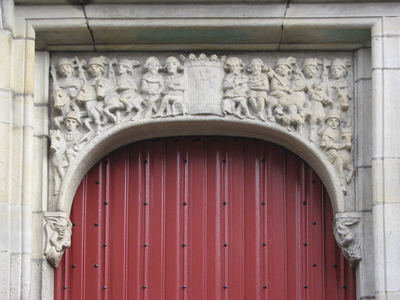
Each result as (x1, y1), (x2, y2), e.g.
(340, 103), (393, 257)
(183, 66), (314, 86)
(46, 51), (358, 270)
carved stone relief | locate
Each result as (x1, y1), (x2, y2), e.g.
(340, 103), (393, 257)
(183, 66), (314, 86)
(44, 212), (72, 268)
(46, 52), (356, 267)
(333, 212), (362, 268)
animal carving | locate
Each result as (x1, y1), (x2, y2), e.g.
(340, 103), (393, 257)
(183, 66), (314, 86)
(96, 77), (125, 124)
(76, 84), (104, 136)
(52, 88), (71, 129)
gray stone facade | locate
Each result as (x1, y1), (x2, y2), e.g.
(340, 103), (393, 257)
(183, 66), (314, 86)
(1, 1), (399, 299)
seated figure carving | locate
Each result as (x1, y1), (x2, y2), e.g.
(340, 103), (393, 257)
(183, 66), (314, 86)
(247, 58), (270, 121)
(141, 57), (164, 118)
(153, 56), (185, 118)
(115, 58), (145, 120)
(221, 57), (255, 119)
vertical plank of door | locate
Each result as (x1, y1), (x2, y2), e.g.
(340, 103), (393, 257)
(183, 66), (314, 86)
(243, 138), (263, 300)
(164, 138), (183, 300)
(66, 176), (86, 300)
(187, 137), (207, 299)
(306, 166), (324, 300)
(126, 142), (146, 300)
(147, 138), (166, 300)
(324, 190), (339, 300)
(206, 137), (223, 300)
(265, 143), (286, 299)
(83, 162), (104, 299)
(226, 137), (244, 300)
(105, 147), (128, 299)
(285, 151), (302, 300)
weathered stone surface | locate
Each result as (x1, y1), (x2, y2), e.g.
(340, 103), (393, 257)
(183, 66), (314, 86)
(49, 52), (355, 210)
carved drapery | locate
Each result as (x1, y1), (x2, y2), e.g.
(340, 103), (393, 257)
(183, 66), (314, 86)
(46, 52), (358, 268)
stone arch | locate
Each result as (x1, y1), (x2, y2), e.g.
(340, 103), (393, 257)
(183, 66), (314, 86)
(55, 117), (345, 217)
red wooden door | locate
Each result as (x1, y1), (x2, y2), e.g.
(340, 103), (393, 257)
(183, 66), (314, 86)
(55, 136), (356, 300)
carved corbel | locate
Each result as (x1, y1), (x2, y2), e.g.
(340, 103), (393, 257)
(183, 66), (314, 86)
(44, 212), (72, 268)
(333, 212), (362, 268)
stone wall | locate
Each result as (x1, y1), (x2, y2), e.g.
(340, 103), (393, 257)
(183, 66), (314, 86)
(1, 1), (400, 299)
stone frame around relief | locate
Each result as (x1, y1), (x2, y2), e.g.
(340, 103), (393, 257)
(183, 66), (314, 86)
(22, 7), (378, 298)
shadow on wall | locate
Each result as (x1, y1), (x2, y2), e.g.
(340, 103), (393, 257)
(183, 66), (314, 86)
(67, 0), (94, 4)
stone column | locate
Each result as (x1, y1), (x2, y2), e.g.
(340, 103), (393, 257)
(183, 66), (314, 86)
(0, 2), (14, 298)
(355, 46), (375, 299)
(372, 17), (400, 300)
(0, 1), (35, 299)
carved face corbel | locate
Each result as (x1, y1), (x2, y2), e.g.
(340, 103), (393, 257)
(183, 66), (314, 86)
(333, 212), (362, 268)
(44, 212), (73, 268)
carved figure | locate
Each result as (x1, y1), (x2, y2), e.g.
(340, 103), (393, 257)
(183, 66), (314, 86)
(320, 110), (354, 194)
(247, 58), (270, 121)
(269, 57), (296, 114)
(279, 100), (312, 133)
(50, 129), (68, 196)
(328, 58), (352, 111)
(97, 77), (125, 124)
(301, 58), (330, 142)
(86, 56), (126, 124)
(141, 57), (164, 118)
(63, 111), (83, 164)
(52, 58), (83, 129)
(115, 59), (145, 120)
(153, 56), (185, 118)
(53, 58), (82, 101)
(44, 214), (72, 268)
(76, 83), (104, 136)
(333, 214), (361, 268)
(221, 57), (255, 119)
(88, 57), (107, 84)
(270, 57), (307, 126)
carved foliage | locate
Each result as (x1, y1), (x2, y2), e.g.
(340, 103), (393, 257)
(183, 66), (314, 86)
(44, 213), (72, 268)
(333, 213), (362, 268)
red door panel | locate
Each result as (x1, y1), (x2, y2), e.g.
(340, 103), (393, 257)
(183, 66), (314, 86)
(55, 136), (356, 300)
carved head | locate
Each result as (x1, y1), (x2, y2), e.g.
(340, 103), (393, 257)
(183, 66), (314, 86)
(88, 56), (107, 77)
(274, 57), (296, 77)
(76, 84), (96, 102)
(96, 77), (107, 99)
(333, 217), (360, 248)
(335, 224), (354, 247)
(164, 56), (184, 75)
(302, 58), (321, 79)
(50, 129), (64, 152)
(63, 111), (80, 131)
(224, 57), (245, 75)
(325, 110), (341, 129)
(247, 58), (268, 75)
(117, 58), (133, 75)
(52, 88), (69, 109)
(53, 222), (70, 238)
(330, 58), (350, 79)
(144, 57), (161, 73)
(57, 58), (74, 77)
(44, 214), (73, 269)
